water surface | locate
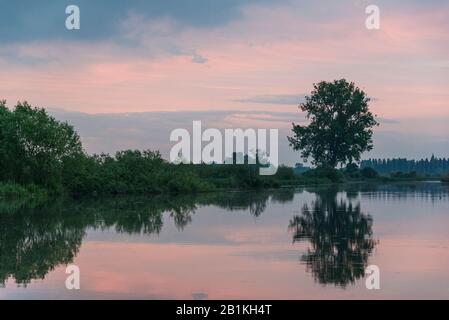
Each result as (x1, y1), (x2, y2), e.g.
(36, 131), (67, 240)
(1, 182), (449, 299)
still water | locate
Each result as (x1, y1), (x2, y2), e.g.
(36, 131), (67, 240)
(1, 182), (449, 299)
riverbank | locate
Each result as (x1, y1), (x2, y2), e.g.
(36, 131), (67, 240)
(1, 176), (446, 216)
(0, 182), (48, 199)
(0, 173), (441, 200)
(0, 183), (48, 213)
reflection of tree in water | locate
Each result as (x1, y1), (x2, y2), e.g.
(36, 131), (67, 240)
(0, 189), (292, 285)
(169, 202), (197, 230)
(198, 192), (269, 217)
(0, 204), (85, 286)
(271, 189), (295, 204)
(289, 187), (377, 287)
(198, 189), (294, 217)
(0, 196), (196, 286)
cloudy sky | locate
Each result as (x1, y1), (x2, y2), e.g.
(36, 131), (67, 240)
(1, 0), (448, 164)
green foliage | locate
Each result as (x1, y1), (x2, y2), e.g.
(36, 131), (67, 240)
(0, 182), (47, 199)
(194, 163), (263, 189)
(0, 182), (48, 213)
(0, 100), (304, 195)
(288, 79), (379, 168)
(0, 182), (29, 198)
(0, 101), (84, 191)
(67, 156), (303, 195)
(442, 173), (449, 183)
(341, 165), (380, 180)
(345, 163), (360, 178)
(65, 150), (214, 195)
(274, 165), (295, 180)
(360, 167), (380, 179)
(390, 171), (418, 179)
(192, 163), (300, 190)
(302, 166), (344, 183)
(0, 97), (388, 198)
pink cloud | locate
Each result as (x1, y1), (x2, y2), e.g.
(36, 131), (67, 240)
(0, 1), (447, 127)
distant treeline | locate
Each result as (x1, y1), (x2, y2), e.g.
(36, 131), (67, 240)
(361, 156), (449, 176)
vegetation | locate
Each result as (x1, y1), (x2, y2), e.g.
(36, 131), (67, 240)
(0, 84), (444, 200)
(361, 156), (449, 176)
(0, 100), (84, 195)
(63, 151), (303, 195)
(0, 182), (48, 214)
(288, 79), (379, 168)
(0, 182), (47, 199)
(301, 166), (345, 183)
(0, 101), (301, 196)
(285, 80), (441, 184)
(63, 150), (215, 195)
(442, 173), (449, 183)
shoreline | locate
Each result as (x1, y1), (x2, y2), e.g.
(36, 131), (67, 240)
(1, 178), (443, 201)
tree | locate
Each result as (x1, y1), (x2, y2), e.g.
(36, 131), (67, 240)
(360, 167), (379, 179)
(288, 79), (379, 168)
(0, 101), (84, 190)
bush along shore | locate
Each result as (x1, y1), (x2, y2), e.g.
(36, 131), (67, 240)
(0, 183), (48, 199)
(0, 183), (48, 213)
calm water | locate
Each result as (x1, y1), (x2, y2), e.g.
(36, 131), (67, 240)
(1, 182), (449, 299)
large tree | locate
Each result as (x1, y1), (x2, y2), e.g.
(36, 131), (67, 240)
(0, 101), (84, 189)
(288, 79), (379, 168)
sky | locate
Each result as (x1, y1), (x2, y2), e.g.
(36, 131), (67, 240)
(0, 0), (448, 164)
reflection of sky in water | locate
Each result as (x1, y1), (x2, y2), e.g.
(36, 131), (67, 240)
(1, 182), (449, 299)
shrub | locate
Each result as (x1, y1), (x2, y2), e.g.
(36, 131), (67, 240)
(0, 182), (47, 200)
(344, 163), (360, 178)
(303, 166), (344, 183)
(360, 167), (379, 179)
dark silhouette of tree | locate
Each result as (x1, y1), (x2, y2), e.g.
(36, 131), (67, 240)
(288, 80), (379, 168)
(289, 187), (377, 287)
(0, 101), (84, 191)
(361, 156), (449, 176)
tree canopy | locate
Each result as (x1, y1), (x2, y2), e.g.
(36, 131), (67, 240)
(288, 79), (379, 168)
(0, 101), (84, 190)
(1, 101), (289, 195)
